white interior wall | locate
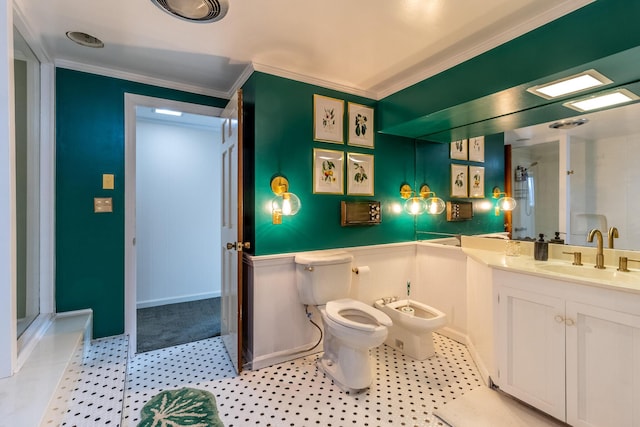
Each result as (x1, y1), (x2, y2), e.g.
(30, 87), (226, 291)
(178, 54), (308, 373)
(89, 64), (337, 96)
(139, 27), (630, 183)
(135, 119), (221, 308)
(571, 132), (640, 250)
(416, 244), (467, 339)
(246, 243), (467, 370)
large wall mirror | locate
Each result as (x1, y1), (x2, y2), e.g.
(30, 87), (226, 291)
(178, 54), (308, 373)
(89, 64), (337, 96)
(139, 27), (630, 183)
(14, 26), (41, 339)
(506, 101), (640, 251)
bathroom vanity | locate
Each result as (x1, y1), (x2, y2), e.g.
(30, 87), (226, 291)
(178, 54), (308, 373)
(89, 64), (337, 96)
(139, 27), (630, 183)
(462, 238), (640, 427)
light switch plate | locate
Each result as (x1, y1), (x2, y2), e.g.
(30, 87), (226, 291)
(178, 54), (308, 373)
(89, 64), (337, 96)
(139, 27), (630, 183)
(94, 197), (113, 213)
(102, 174), (114, 190)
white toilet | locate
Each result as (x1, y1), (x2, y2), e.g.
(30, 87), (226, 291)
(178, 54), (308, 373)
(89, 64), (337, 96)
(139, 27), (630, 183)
(374, 298), (446, 360)
(294, 252), (392, 392)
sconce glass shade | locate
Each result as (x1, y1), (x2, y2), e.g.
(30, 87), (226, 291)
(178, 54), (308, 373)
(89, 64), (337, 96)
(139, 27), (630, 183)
(492, 186), (517, 212)
(272, 192), (301, 216)
(425, 196), (446, 215)
(497, 196), (517, 211)
(404, 196), (426, 215)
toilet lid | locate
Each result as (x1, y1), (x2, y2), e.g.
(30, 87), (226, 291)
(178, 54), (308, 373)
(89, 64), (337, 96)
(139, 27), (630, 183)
(325, 299), (392, 331)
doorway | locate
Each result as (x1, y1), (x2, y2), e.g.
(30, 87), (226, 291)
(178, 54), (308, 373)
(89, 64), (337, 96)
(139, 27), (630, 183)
(124, 94), (224, 354)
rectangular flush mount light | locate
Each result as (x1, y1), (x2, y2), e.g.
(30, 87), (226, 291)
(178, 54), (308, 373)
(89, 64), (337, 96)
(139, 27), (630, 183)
(153, 108), (183, 117)
(564, 88), (640, 112)
(527, 69), (612, 99)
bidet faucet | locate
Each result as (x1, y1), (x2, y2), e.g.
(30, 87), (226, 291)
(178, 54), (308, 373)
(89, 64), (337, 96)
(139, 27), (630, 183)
(587, 228), (605, 269)
(608, 226), (619, 249)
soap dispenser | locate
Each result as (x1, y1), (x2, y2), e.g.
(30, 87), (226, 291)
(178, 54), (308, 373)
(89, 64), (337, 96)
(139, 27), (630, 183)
(534, 233), (549, 261)
(549, 232), (564, 244)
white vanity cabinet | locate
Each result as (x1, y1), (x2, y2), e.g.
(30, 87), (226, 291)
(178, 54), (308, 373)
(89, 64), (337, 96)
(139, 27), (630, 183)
(494, 269), (640, 427)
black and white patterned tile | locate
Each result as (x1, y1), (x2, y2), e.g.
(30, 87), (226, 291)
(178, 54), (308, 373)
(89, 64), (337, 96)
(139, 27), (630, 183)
(122, 333), (480, 427)
(44, 332), (479, 426)
(43, 335), (129, 426)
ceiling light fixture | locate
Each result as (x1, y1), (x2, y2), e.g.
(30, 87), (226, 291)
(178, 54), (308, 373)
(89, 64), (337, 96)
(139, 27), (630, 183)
(564, 89), (639, 112)
(153, 108), (183, 117)
(151, 0), (229, 23)
(65, 31), (104, 48)
(527, 69), (612, 100)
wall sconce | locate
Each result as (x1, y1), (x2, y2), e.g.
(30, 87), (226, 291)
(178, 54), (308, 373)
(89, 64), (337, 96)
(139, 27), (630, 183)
(492, 186), (517, 215)
(271, 176), (301, 224)
(400, 184), (445, 215)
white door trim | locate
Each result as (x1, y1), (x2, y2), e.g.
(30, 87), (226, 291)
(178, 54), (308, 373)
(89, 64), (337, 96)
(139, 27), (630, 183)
(124, 93), (223, 356)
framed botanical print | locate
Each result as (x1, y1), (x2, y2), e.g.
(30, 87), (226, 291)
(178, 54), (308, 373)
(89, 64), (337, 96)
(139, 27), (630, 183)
(469, 166), (485, 198)
(450, 139), (468, 160)
(347, 152), (374, 196)
(313, 148), (344, 194)
(468, 136), (485, 163)
(347, 102), (374, 148)
(451, 164), (468, 198)
(313, 94), (344, 143)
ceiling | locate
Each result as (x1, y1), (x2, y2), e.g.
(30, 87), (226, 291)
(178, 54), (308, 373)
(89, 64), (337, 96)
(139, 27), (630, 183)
(13, 0), (591, 100)
(505, 100), (640, 147)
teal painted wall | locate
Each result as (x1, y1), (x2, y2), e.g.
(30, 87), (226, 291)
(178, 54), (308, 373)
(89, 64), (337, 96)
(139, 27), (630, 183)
(245, 72), (416, 256)
(379, 0), (640, 133)
(243, 72), (506, 256)
(414, 134), (505, 236)
(55, 68), (227, 338)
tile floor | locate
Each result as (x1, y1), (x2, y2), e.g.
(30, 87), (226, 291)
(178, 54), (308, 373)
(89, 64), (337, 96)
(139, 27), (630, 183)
(44, 333), (483, 426)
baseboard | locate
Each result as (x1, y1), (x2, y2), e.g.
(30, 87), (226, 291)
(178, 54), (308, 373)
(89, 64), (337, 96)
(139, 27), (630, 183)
(249, 342), (322, 371)
(465, 336), (491, 386)
(436, 326), (467, 345)
(436, 327), (491, 386)
(136, 291), (220, 309)
(16, 313), (55, 372)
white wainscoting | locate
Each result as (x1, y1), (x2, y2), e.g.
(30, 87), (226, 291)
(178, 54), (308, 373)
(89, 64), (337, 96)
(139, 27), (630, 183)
(244, 242), (468, 370)
(416, 242), (468, 343)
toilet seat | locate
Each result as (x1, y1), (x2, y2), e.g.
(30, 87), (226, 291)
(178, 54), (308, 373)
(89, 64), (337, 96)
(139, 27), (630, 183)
(325, 299), (392, 331)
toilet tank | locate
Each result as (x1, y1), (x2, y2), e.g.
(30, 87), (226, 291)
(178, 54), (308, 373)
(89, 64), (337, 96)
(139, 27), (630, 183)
(294, 251), (353, 305)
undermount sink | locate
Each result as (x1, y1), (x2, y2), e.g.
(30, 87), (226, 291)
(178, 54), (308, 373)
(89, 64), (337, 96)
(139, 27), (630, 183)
(537, 263), (640, 285)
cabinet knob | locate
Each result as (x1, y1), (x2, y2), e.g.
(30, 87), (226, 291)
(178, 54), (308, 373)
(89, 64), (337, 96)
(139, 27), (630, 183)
(554, 315), (565, 323)
(565, 318), (575, 326)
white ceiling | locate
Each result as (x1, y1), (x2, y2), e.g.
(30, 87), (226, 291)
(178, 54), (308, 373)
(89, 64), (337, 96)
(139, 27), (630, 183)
(14, 0), (592, 99)
(505, 101), (640, 146)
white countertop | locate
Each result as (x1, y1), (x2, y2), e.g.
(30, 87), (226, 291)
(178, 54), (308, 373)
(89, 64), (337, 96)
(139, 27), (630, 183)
(462, 247), (640, 295)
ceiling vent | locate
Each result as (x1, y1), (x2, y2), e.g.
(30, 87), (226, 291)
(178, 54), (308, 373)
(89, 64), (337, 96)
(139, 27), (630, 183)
(66, 32), (104, 48)
(548, 118), (589, 130)
(151, 0), (229, 23)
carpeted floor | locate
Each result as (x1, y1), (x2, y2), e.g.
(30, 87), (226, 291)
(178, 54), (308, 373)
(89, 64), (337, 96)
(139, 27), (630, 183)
(137, 297), (221, 353)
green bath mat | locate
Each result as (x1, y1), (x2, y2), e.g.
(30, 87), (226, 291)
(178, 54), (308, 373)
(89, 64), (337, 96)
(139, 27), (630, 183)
(138, 387), (224, 427)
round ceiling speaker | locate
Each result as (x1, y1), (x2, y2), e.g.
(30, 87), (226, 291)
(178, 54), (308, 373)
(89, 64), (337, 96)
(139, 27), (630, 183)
(152, 0), (229, 23)
(66, 31), (104, 48)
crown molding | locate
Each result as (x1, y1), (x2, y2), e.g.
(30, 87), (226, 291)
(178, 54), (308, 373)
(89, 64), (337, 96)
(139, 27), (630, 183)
(13, 2), (53, 64)
(252, 62), (377, 100)
(49, 0), (593, 103)
(375, 0), (595, 99)
(227, 63), (255, 98)
(55, 59), (230, 99)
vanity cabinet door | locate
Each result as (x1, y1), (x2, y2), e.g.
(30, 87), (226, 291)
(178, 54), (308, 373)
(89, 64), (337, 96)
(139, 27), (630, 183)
(497, 286), (566, 421)
(566, 301), (640, 427)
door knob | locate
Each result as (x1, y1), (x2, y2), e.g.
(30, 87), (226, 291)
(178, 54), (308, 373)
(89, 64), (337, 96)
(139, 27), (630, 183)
(226, 241), (251, 251)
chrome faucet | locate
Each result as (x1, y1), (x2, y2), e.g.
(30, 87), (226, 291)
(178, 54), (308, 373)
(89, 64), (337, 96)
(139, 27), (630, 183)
(587, 229), (605, 269)
(608, 226), (619, 249)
